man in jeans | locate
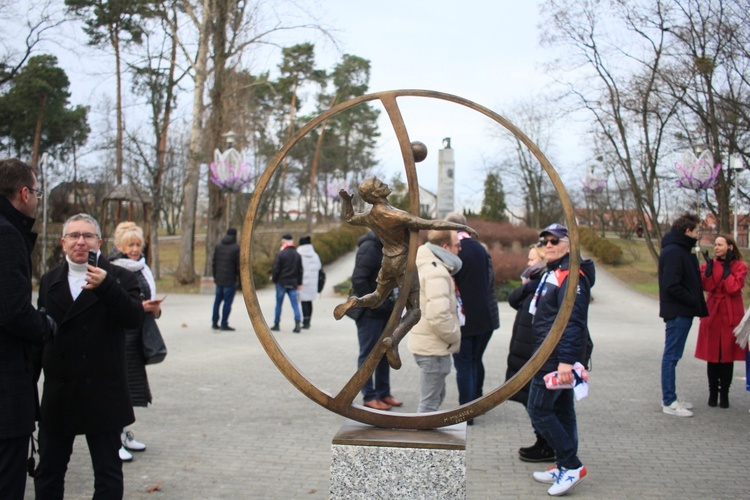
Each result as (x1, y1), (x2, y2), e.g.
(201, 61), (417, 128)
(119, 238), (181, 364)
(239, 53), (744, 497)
(526, 223), (595, 496)
(271, 233), (303, 333)
(658, 213), (708, 417)
(212, 227), (240, 331)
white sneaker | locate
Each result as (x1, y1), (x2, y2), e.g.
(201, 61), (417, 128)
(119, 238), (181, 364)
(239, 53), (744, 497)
(533, 464), (560, 484)
(122, 430), (146, 451)
(678, 400), (693, 409)
(119, 446), (133, 462)
(548, 465), (587, 496)
(662, 401), (693, 417)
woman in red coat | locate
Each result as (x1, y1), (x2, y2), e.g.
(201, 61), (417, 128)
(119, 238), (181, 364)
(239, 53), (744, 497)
(696, 234), (748, 408)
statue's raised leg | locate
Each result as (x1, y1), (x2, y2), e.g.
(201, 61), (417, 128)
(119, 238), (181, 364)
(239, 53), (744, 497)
(382, 307), (422, 369)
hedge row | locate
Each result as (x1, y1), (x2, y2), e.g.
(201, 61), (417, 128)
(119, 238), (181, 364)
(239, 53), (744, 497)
(578, 226), (623, 265)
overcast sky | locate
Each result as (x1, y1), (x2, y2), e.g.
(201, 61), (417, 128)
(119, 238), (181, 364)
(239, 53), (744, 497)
(13, 0), (590, 212)
(297, 0), (587, 209)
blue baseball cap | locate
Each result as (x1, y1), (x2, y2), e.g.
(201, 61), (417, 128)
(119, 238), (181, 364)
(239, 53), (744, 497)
(540, 223), (569, 239)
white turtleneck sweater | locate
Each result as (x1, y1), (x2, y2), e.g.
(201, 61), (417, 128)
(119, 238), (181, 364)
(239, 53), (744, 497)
(66, 255), (90, 301)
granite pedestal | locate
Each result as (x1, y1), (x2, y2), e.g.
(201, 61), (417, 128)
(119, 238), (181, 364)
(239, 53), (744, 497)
(330, 419), (467, 498)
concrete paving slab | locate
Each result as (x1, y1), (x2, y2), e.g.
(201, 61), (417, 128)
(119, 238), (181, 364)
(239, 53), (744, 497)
(24, 251), (750, 499)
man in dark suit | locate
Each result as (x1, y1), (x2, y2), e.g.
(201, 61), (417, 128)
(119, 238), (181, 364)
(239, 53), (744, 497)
(0, 159), (56, 500)
(35, 213), (144, 499)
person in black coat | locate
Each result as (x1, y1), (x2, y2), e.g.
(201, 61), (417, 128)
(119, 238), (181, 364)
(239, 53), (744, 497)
(444, 213), (500, 409)
(0, 159), (56, 500)
(35, 214), (144, 499)
(212, 228), (240, 331)
(506, 244), (553, 462)
(271, 233), (303, 333)
(350, 231), (402, 410)
(658, 213), (708, 417)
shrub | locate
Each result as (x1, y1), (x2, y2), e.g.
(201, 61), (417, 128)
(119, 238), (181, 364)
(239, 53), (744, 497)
(488, 247), (528, 284)
(468, 218), (539, 249)
(577, 226), (623, 265)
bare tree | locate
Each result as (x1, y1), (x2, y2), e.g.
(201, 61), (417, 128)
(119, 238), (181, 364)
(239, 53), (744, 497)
(172, 0), (331, 283)
(665, 0), (750, 233)
(491, 98), (562, 228)
(541, 0), (681, 262)
(0, 0), (65, 87)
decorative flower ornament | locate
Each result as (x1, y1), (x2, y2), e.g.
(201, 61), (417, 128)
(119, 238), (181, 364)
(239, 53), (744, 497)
(675, 149), (720, 190)
(210, 147), (253, 192)
(582, 170), (605, 194)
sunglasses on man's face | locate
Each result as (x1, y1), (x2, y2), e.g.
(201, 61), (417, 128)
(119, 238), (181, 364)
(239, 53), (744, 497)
(539, 237), (565, 246)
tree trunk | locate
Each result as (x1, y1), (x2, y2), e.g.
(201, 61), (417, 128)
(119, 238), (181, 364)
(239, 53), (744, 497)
(31, 94), (47, 168)
(111, 24), (124, 184)
(204, 0), (230, 277)
(174, 0), (212, 284)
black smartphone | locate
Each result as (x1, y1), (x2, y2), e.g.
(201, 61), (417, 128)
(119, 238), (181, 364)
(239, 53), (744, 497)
(87, 250), (97, 267)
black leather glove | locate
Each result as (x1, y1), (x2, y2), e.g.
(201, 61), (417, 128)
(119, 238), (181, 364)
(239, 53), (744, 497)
(703, 251), (713, 278)
(723, 252), (733, 280)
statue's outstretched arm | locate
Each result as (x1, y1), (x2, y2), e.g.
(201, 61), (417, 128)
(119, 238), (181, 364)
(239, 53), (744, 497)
(403, 216), (479, 239)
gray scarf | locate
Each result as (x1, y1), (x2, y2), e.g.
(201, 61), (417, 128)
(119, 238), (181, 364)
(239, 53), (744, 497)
(424, 242), (463, 276)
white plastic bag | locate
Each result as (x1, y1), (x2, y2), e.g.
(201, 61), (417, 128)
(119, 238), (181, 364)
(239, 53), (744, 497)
(733, 307), (750, 350)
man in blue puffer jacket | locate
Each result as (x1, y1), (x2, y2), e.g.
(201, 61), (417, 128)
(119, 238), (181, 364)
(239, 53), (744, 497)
(526, 223), (595, 496)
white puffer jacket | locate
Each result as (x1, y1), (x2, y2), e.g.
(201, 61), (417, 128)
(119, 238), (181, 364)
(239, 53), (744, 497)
(297, 243), (322, 301)
(407, 244), (461, 356)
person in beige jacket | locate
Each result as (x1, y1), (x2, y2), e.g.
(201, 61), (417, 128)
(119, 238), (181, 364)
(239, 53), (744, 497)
(407, 229), (463, 412)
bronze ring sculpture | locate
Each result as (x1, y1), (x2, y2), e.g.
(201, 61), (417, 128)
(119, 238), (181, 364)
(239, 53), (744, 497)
(240, 89), (580, 429)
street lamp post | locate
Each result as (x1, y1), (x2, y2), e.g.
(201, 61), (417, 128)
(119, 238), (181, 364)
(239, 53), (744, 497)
(582, 166), (605, 234)
(39, 152), (49, 274)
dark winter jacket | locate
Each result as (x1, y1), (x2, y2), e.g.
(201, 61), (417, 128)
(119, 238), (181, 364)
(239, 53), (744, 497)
(0, 196), (55, 439)
(531, 254), (596, 375)
(37, 258), (144, 435)
(213, 233), (240, 286)
(505, 265), (545, 405)
(658, 228), (708, 320)
(272, 245), (303, 287)
(453, 236), (500, 337)
(351, 231), (394, 319)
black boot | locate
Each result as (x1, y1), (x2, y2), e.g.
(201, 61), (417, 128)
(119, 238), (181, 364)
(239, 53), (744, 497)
(719, 362), (733, 409)
(707, 363), (719, 407)
(302, 317), (310, 329)
(271, 323), (280, 331)
(719, 388), (729, 408)
(708, 388), (718, 407)
(519, 435), (555, 462)
(293, 321), (301, 333)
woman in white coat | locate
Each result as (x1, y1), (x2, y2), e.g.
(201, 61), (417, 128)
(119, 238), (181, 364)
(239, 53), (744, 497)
(297, 236), (322, 329)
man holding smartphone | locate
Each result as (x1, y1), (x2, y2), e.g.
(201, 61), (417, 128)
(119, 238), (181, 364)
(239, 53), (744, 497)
(35, 214), (144, 499)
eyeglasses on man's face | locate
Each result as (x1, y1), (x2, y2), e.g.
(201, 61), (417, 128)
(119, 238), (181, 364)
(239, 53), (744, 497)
(63, 232), (100, 242)
(25, 186), (43, 199)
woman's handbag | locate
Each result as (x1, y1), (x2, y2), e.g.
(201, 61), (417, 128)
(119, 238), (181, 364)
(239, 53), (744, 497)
(142, 314), (167, 365)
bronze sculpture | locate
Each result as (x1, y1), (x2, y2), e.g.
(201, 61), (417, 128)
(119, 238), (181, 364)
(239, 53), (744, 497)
(240, 89), (580, 429)
(333, 175), (477, 369)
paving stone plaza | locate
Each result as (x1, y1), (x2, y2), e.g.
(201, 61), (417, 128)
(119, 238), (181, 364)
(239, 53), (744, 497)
(25, 250), (750, 499)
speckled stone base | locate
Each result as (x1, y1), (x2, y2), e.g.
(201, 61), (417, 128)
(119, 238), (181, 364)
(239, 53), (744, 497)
(330, 420), (467, 498)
